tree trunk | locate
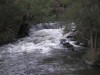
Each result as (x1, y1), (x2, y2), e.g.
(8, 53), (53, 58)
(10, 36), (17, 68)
(90, 26), (97, 62)
(94, 30), (97, 54)
(90, 28), (93, 52)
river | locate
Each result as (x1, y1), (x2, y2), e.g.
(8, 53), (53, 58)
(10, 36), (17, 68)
(0, 22), (100, 75)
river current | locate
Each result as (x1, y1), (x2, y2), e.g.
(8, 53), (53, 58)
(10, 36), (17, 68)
(0, 22), (100, 75)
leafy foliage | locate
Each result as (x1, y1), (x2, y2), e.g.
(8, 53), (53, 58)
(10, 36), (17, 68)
(0, 0), (100, 46)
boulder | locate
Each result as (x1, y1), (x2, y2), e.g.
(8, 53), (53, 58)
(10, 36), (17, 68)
(60, 39), (66, 44)
(63, 42), (74, 51)
(74, 41), (80, 45)
(66, 35), (74, 38)
(66, 35), (76, 41)
(69, 37), (76, 41)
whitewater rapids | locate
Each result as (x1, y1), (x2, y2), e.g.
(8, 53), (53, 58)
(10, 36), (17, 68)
(0, 23), (88, 75)
(0, 25), (65, 75)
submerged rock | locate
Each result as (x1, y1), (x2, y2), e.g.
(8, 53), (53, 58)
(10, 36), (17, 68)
(63, 42), (74, 51)
(73, 41), (80, 45)
(60, 39), (66, 44)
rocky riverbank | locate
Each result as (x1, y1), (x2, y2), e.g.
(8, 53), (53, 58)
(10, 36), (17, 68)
(62, 30), (100, 66)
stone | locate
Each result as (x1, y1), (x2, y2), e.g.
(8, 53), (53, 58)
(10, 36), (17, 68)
(66, 35), (74, 38)
(63, 42), (74, 51)
(60, 39), (66, 44)
(74, 41), (80, 45)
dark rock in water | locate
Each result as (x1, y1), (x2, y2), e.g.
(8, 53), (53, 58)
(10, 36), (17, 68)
(66, 35), (74, 38)
(74, 41), (80, 45)
(69, 37), (76, 41)
(63, 42), (74, 51)
(17, 23), (29, 38)
(66, 35), (76, 41)
(60, 39), (74, 51)
(63, 42), (73, 48)
(60, 39), (66, 44)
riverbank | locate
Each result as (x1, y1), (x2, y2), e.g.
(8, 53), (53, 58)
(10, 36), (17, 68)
(62, 29), (100, 66)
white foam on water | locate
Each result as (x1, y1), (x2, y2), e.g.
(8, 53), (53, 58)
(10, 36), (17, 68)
(0, 28), (63, 56)
(0, 26), (65, 75)
(29, 29), (63, 54)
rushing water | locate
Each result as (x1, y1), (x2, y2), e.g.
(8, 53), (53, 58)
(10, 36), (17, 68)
(0, 23), (100, 75)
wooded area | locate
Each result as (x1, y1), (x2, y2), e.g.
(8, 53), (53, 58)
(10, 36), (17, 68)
(0, 0), (100, 65)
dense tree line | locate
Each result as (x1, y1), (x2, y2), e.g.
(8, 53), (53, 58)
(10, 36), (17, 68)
(0, 0), (59, 44)
(0, 0), (71, 44)
(63, 0), (100, 65)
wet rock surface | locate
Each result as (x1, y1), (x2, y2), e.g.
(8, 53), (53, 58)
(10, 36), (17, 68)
(17, 23), (29, 38)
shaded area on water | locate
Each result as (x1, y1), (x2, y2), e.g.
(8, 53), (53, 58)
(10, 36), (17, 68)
(1, 47), (99, 75)
(0, 47), (88, 75)
(74, 68), (100, 75)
